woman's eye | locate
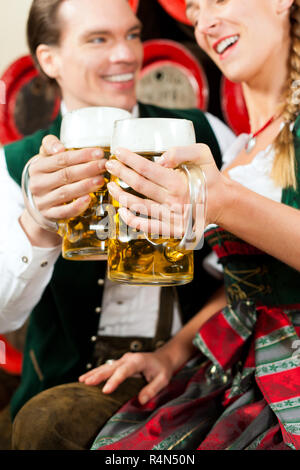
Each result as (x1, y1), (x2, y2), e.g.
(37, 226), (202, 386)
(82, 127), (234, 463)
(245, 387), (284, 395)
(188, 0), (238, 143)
(186, 6), (199, 26)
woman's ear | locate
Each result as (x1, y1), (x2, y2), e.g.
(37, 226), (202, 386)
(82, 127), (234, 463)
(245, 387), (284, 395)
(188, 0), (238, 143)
(36, 44), (61, 80)
(275, 0), (295, 14)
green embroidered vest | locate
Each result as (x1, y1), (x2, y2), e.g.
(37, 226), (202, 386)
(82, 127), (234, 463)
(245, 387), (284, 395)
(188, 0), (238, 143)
(4, 103), (222, 418)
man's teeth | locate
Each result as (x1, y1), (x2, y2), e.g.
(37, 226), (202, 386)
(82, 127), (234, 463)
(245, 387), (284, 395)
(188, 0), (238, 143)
(216, 35), (239, 55)
(104, 73), (134, 83)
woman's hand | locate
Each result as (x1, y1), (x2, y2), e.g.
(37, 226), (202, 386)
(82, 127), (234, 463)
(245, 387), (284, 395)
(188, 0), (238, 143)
(79, 349), (175, 405)
(105, 144), (226, 236)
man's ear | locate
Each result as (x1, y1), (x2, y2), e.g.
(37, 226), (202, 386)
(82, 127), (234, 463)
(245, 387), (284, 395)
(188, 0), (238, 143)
(36, 44), (61, 80)
(275, 0), (295, 14)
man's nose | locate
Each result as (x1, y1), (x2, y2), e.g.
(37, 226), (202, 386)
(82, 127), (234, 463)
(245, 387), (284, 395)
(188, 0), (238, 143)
(109, 41), (137, 63)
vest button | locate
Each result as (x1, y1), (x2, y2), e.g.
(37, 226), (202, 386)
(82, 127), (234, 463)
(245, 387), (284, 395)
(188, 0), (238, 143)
(97, 279), (105, 286)
(86, 363), (93, 370)
(95, 307), (102, 314)
(91, 336), (97, 343)
(130, 340), (143, 352)
(22, 256), (29, 264)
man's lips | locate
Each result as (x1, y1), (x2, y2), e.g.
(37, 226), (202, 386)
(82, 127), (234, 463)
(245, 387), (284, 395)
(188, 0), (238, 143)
(102, 73), (135, 83)
(212, 35), (240, 56)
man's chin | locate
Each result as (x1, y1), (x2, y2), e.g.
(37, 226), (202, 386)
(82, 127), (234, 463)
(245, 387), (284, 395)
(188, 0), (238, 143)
(102, 96), (137, 113)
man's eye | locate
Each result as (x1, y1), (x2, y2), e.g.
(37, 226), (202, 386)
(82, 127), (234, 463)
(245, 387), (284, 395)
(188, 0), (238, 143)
(127, 32), (141, 40)
(90, 37), (105, 44)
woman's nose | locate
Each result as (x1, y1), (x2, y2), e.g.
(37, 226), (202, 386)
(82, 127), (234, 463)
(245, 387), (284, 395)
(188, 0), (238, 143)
(195, 10), (221, 35)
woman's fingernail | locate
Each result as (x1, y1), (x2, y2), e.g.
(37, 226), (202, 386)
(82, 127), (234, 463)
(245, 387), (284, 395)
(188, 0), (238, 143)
(107, 182), (117, 192)
(106, 160), (116, 171)
(156, 155), (166, 166)
(93, 176), (103, 185)
(92, 149), (103, 158)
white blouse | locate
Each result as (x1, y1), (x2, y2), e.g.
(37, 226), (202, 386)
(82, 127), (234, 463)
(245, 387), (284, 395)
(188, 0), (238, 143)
(203, 134), (283, 279)
(222, 133), (282, 203)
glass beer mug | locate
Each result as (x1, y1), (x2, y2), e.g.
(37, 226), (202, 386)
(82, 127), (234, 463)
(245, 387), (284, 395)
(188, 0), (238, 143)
(107, 118), (207, 286)
(22, 106), (131, 260)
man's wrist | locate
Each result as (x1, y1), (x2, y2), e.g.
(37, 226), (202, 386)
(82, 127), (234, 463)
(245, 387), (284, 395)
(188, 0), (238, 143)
(20, 210), (62, 248)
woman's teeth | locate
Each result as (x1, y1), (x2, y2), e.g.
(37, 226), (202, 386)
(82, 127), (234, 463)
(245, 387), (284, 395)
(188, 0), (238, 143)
(216, 35), (239, 55)
(104, 73), (134, 83)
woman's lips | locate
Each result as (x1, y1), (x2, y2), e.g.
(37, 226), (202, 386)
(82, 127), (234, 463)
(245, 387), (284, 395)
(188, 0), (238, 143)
(212, 35), (240, 60)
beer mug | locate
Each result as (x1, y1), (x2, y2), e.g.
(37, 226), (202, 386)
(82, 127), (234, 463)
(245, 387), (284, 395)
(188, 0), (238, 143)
(107, 118), (207, 286)
(22, 107), (131, 261)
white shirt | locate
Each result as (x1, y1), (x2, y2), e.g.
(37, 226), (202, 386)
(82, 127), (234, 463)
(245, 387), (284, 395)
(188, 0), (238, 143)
(0, 109), (234, 334)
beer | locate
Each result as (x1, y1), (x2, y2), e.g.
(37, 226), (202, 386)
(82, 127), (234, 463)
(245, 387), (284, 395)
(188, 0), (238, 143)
(108, 118), (196, 286)
(59, 106), (131, 260)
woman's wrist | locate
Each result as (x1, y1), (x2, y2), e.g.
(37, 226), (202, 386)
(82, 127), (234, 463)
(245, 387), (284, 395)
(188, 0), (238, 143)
(156, 337), (196, 373)
(208, 174), (237, 227)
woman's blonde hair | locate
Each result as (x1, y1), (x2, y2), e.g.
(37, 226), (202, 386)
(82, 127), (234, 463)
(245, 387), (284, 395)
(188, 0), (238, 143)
(272, 1), (300, 189)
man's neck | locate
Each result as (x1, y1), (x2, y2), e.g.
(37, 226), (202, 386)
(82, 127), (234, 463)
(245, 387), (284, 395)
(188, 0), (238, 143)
(60, 101), (139, 118)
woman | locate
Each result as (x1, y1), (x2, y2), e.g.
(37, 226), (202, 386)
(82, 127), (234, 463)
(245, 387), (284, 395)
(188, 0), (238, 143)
(80, 0), (300, 450)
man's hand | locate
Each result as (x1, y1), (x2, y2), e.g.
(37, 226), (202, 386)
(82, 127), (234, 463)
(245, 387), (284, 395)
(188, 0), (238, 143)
(30, 134), (106, 221)
(20, 135), (106, 247)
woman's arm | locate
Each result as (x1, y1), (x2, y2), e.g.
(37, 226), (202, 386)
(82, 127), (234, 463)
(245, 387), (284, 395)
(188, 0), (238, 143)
(105, 144), (300, 272)
(216, 177), (300, 271)
(80, 285), (226, 404)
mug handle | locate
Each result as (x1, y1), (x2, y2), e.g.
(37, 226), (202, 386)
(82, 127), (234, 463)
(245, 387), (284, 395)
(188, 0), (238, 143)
(178, 164), (207, 250)
(22, 159), (59, 233)
(143, 163), (207, 251)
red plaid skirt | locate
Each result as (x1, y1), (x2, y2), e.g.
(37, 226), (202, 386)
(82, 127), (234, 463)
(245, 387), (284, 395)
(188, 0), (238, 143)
(92, 301), (300, 450)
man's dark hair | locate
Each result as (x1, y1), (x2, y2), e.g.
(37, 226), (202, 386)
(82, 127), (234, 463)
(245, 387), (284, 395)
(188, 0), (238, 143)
(27, 0), (65, 94)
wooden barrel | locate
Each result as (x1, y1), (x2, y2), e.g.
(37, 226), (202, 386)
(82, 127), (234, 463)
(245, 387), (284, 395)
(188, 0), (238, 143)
(137, 39), (209, 110)
(129, 0), (140, 12)
(220, 76), (250, 135)
(157, 0), (192, 25)
(0, 55), (60, 145)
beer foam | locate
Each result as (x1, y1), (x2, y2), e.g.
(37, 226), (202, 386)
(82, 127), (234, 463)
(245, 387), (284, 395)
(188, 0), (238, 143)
(111, 118), (196, 153)
(60, 107), (132, 148)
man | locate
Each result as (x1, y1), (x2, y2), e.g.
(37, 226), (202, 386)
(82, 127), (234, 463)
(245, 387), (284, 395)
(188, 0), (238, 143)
(0, 0), (233, 449)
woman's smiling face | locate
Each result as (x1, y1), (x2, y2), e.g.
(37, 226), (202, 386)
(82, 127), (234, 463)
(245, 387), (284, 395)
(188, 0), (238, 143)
(185, 0), (293, 84)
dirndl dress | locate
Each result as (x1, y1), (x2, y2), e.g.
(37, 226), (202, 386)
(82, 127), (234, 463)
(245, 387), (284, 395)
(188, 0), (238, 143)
(91, 227), (300, 450)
